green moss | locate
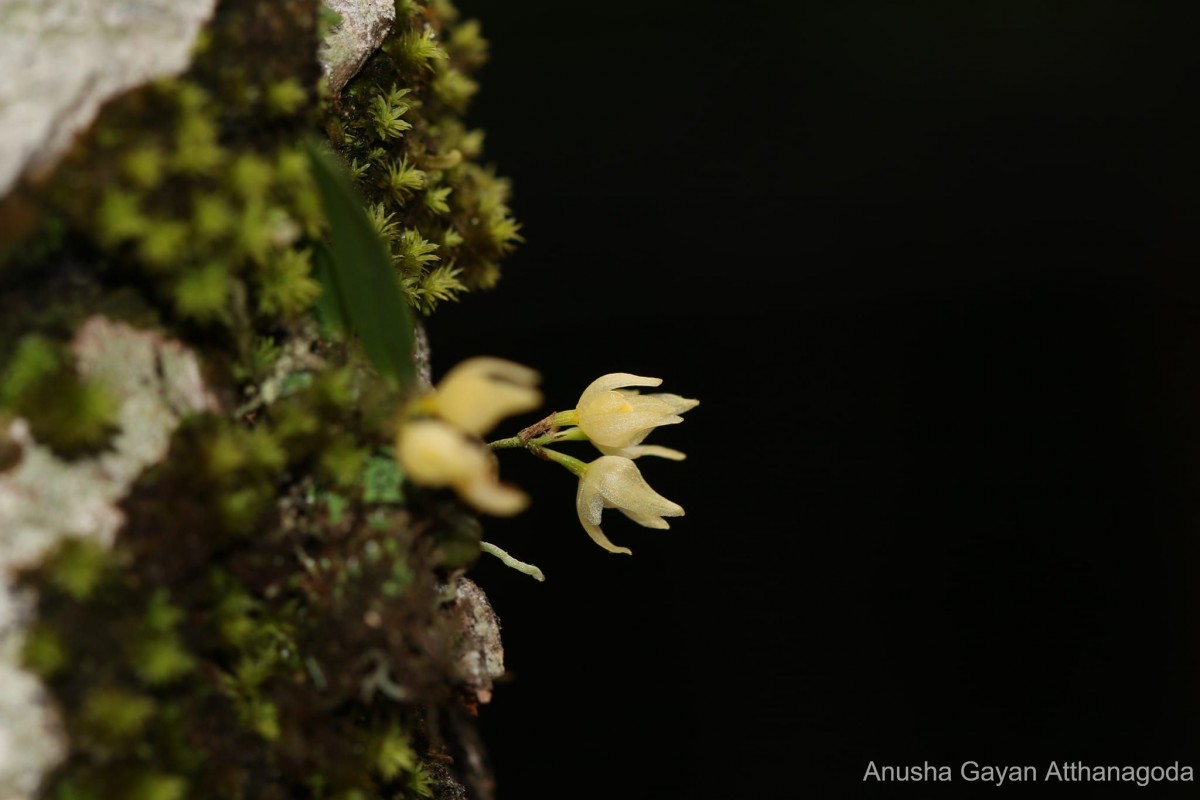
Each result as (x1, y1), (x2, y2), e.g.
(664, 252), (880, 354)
(81, 686), (156, 742)
(407, 763), (436, 798)
(257, 247), (322, 318)
(322, 0), (522, 310)
(191, 193), (236, 241)
(137, 219), (192, 268)
(390, 27), (449, 71)
(422, 184), (453, 214)
(0, 334), (60, 405)
(129, 633), (196, 686)
(127, 772), (187, 800)
(373, 725), (417, 781)
(369, 86), (413, 141)
(430, 68), (477, 112)
(52, 775), (91, 800)
(22, 622), (68, 677)
(394, 228), (439, 272)
(171, 109), (225, 175)
(6, 1), (515, 798)
(173, 260), (233, 321)
(218, 485), (275, 533)
(230, 153), (275, 200)
(267, 78), (309, 116)
(362, 452), (405, 504)
(122, 146), (167, 190)
(319, 435), (367, 486)
(45, 539), (111, 601)
(384, 156), (427, 203)
(243, 698), (281, 741)
(213, 572), (259, 648)
(26, 376), (117, 455)
(96, 188), (150, 246)
(130, 593), (197, 686)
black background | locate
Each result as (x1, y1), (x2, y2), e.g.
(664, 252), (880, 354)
(429, 2), (1200, 797)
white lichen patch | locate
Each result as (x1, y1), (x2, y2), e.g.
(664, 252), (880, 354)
(0, 317), (218, 800)
(0, 0), (219, 196)
(0, 587), (59, 800)
(446, 577), (504, 705)
(319, 0), (396, 95)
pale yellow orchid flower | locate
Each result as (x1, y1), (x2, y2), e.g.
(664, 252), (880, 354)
(396, 419), (529, 516)
(396, 356), (541, 515)
(431, 357), (541, 437)
(572, 373), (698, 460)
(574, 455), (684, 555)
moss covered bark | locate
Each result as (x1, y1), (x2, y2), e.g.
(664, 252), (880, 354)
(0, 1), (518, 798)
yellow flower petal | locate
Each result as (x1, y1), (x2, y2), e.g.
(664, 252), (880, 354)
(434, 356), (542, 437)
(578, 391), (682, 448)
(597, 443), (687, 461)
(396, 419), (481, 485)
(580, 373), (662, 398)
(396, 419), (528, 516)
(650, 393), (699, 414)
(574, 455), (684, 554)
(459, 472), (530, 516)
(575, 373), (696, 450)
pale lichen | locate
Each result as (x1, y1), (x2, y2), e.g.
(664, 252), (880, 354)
(319, 0), (397, 95)
(0, 0), (219, 195)
(0, 317), (217, 799)
(0, 318), (218, 566)
(444, 577), (503, 707)
(0, 585), (63, 800)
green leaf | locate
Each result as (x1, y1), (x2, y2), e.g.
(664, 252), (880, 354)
(311, 241), (348, 340)
(304, 138), (415, 386)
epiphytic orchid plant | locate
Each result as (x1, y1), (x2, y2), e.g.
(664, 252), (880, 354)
(394, 361), (697, 580)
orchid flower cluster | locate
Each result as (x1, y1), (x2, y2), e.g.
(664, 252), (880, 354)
(393, 358), (698, 578)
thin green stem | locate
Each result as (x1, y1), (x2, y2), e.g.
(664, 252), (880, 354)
(489, 425), (589, 450)
(529, 427), (588, 447)
(536, 446), (589, 477)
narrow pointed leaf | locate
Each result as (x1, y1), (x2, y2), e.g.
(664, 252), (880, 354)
(304, 138), (414, 386)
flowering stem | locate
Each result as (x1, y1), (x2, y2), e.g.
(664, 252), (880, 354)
(537, 427), (588, 445)
(534, 446), (589, 477)
(553, 410), (579, 427)
(488, 426), (588, 450)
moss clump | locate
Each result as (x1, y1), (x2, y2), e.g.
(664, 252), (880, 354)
(20, 323), (487, 796)
(3, 0), (326, 402)
(43, 540), (112, 602)
(21, 622), (69, 678)
(24, 406), (483, 797)
(0, 335), (119, 458)
(325, 0), (522, 312)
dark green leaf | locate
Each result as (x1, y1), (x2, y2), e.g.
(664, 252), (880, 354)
(310, 240), (348, 341)
(304, 138), (414, 386)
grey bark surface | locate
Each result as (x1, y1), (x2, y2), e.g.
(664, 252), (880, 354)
(0, 0), (218, 195)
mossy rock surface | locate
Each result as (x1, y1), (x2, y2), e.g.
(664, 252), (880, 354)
(0, 1), (519, 798)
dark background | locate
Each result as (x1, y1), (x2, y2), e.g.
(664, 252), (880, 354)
(429, 1), (1200, 797)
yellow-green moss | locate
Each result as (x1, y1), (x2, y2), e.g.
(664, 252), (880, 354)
(5, 1), (507, 797)
(324, 0), (522, 311)
(0, 335), (119, 458)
